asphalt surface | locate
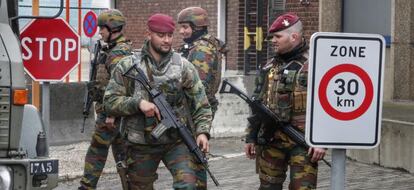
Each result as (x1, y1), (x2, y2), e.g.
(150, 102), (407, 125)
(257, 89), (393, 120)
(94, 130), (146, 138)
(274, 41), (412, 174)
(53, 137), (414, 190)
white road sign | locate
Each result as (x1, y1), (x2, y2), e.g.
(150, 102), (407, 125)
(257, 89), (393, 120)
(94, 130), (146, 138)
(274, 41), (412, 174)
(305, 32), (385, 149)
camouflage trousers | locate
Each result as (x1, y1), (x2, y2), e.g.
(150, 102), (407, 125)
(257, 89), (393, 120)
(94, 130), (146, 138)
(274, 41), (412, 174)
(79, 114), (127, 190)
(256, 131), (318, 190)
(126, 141), (207, 190)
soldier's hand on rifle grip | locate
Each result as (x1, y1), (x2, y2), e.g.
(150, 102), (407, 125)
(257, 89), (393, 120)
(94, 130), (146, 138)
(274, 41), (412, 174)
(308, 147), (326, 163)
(139, 99), (161, 120)
(196, 134), (209, 153)
(245, 143), (256, 159)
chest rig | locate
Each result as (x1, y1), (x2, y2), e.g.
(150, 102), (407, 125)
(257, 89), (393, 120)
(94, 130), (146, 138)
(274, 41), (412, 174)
(124, 51), (191, 145)
(263, 53), (308, 128)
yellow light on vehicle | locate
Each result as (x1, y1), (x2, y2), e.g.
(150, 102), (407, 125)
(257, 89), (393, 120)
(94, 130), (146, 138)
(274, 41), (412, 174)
(13, 89), (28, 106)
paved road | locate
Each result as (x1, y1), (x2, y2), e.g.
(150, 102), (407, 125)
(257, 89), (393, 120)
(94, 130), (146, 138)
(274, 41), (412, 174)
(54, 138), (414, 190)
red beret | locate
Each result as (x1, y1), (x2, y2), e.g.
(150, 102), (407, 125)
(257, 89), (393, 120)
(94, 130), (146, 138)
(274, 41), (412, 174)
(268, 12), (299, 33)
(147, 13), (175, 33)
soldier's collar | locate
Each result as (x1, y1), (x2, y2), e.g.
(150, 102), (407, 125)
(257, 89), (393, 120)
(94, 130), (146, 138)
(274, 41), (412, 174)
(275, 40), (308, 62)
(183, 28), (208, 44)
(107, 34), (125, 49)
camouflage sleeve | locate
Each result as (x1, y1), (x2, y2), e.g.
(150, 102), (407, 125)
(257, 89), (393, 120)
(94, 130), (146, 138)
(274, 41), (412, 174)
(104, 56), (141, 117)
(106, 42), (132, 74)
(181, 59), (213, 138)
(245, 67), (269, 143)
(187, 41), (221, 98)
(252, 68), (267, 99)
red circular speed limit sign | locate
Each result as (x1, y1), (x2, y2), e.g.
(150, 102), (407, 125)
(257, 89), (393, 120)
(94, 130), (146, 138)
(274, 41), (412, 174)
(318, 64), (373, 121)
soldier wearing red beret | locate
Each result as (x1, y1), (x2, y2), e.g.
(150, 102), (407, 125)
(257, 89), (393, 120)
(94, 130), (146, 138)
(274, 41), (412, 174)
(244, 12), (326, 189)
(103, 13), (213, 189)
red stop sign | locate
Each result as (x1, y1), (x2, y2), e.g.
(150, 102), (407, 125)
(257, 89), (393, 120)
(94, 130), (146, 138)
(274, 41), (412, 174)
(20, 18), (80, 81)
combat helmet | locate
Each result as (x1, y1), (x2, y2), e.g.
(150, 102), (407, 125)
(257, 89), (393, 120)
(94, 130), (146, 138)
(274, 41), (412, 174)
(177, 7), (209, 27)
(98, 9), (126, 32)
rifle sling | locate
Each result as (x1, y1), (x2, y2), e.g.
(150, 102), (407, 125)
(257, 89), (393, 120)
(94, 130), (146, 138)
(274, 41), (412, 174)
(144, 59), (155, 86)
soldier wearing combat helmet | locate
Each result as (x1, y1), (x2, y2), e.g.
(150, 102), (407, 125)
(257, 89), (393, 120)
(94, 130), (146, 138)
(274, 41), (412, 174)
(177, 7), (225, 117)
(104, 13), (212, 189)
(244, 12), (326, 190)
(79, 9), (131, 190)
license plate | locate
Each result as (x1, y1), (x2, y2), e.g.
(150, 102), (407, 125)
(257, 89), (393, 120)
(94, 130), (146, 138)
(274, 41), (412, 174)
(30, 160), (58, 175)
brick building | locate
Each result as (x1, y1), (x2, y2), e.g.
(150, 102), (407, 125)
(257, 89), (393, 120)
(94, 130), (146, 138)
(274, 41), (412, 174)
(114, 0), (320, 73)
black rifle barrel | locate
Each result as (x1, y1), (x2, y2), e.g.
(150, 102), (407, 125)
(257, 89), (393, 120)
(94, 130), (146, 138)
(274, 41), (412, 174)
(81, 41), (102, 133)
(219, 79), (331, 168)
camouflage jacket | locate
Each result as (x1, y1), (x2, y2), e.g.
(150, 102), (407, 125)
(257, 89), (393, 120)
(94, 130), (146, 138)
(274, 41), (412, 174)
(104, 40), (212, 145)
(93, 34), (132, 113)
(178, 34), (224, 104)
(246, 42), (309, 144)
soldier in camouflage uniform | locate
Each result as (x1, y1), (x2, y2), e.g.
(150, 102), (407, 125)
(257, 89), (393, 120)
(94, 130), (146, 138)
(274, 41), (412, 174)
(177, 7), (225, 116)
(79, 9), (132, 190)
(104, 13), (212, 190)
(244, 13), (326, 190)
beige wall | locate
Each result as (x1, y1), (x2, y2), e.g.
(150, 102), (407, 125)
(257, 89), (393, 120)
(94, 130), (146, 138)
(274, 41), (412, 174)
(383, 48), (394, 101)
(391, 0), (414, 100)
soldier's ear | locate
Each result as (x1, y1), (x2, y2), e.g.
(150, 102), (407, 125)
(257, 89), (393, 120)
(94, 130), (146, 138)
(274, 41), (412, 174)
(145, 29), (151, 40)
(291, 32), (299, 43)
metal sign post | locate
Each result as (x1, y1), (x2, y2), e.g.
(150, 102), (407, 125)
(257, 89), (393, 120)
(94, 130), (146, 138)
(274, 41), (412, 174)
(331, 149), (346, 190)
(41, 82), (50, 156)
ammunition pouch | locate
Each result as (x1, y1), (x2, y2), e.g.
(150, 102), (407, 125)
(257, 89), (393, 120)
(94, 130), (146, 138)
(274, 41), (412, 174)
(122, 115), (179, 145)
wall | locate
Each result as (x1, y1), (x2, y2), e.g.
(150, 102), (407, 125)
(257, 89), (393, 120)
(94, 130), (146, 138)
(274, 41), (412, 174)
(116, 0), (218, 49)
(47, 76), (254, 145)
(391, 0), (414, 100)
(225, 0), (243, 71)
(347, 102), (414, 173)
(285, 0), (319, 41)
(116, 0), (245, 73)
(49, 83), (95, 145)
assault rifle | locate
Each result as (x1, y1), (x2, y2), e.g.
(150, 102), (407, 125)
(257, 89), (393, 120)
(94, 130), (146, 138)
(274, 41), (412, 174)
(219, 79), (331, 167)
(123, 64), (220, 186)
(82, 40), (102, 133)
